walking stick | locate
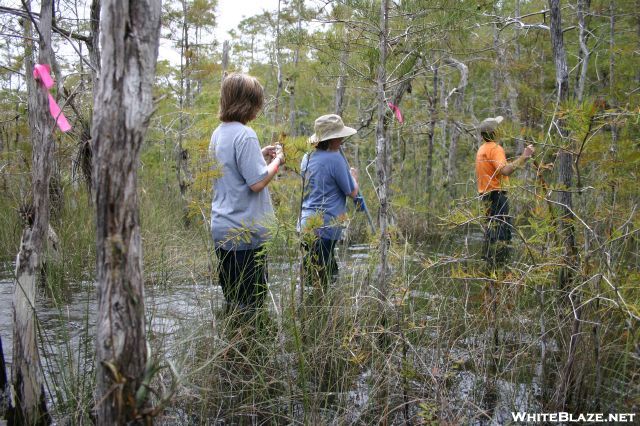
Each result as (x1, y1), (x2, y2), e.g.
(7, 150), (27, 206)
(339, 147), (376, 233)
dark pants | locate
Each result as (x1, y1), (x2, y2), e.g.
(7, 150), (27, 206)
(303, 238), (338, 289)
(215, 246), (267, 311)
(482, 191), (512, 265)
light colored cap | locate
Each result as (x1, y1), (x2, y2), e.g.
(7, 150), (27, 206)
(477, 115), (504, 133)
(308, 114), (357, 144)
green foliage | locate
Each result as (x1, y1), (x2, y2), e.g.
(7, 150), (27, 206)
(0, 0), (639, 422)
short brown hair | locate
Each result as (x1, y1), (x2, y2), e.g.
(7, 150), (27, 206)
(218, 73), (264, 124)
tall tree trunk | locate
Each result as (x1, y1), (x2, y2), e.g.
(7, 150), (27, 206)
(549, 0), (580, 410)
(272, 0), (284, 141)
(335, 40), (349, 117)
(89, 0), (101, 89)
(375, 0), (390, 303)
(92, 0), (161, 423)
(181, 0), (192, 108)
(494, 18), (522, 154)
(73, 0), (101, 196)
(12, 0), (55, 424)
(609, 1), (618, 155)
(288, 0), (303, 136)
(515, 0), (522, 60)
(636, 0), (640, 85)
(374, 3), (392, 420)
(444, 57), (468, 193)
(426, 65), (438, 197)
(373, 5), (418, 302)
(492, 22), (501, 115)
(176, 0), (193, 200)
(221, 40), (230, 79)
(575, 0), (591, 102)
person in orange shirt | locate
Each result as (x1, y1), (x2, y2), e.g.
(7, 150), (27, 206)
(475, 116), (534, 265)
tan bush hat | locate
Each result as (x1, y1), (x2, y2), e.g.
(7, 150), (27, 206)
(308, 114), (357, 144)
(477, 115), (504, 133)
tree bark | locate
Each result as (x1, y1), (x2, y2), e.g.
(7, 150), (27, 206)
(176, 0), (193, 200)
(11, 0), (55, 423)
(426, 65), (438, 197)
(91, 0), (161, 423)
(494, 18), (522, 153)
(221, 40), (230, 78)
(288, 0), (303, 136)
(549, 0), (576, 287)
(375, 0), (390, 303)
(272, 0), (284, 141)
(549, 0), (580, 410)
(89, 0), (101, 89)
(574, 0), (591, 102)
(334, 41), (349, 117)
(444, 57), (468, 193)
(609, 1), (618, 155)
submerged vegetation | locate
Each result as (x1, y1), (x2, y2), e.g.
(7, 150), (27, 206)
(0, 0), (639, 423)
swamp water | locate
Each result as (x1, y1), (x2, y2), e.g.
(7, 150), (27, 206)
(0, 236), (545, 425)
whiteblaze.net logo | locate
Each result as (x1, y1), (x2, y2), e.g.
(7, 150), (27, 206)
(511, 412), (637, 423)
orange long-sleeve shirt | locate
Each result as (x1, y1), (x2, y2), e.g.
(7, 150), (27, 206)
(476, 141), (509, 194)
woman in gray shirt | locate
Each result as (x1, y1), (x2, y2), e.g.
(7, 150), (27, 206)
(209, 73), (285, 314)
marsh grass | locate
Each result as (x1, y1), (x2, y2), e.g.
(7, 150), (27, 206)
(132, 187), (638, 425)
(0, 145), (637, 425)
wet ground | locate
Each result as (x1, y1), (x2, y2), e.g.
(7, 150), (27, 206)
(0, 235), (546, 424)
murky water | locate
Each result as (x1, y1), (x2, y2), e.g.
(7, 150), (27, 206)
(0, 237), (543, 424)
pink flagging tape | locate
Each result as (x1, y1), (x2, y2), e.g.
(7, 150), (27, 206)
(387, 102), (404, 124)
(33, 64), (71, 133)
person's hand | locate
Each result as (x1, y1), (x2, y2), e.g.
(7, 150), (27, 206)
(523, 144), (535, 159)
(262, 145), (276, 159)
(275, 143), (285, 165)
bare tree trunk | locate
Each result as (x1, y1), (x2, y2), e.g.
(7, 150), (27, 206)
(636, 0), (640, 85)
(492, 23), (501, 115)
(494, 18), (522, 154)
(575, 0), (591, 102)
(288, 0), (303, 136)
(12, 1), (55, 424)
(181, 0), (192, 108)
(426, 65), (438, 197)
(440, 73), (448, 179)
(609, 1), (618, 156)
(272, 0), (284, 141)
(91, 0), (161, 423)
(72, 0), (101, 196)
(375, 0), (390, 301)
(335, 42), (349, 117)
(515, 0), (522, 60)
(549, 0), (580, 410)
(221, 40), (230, 79)
(374, 4), (391, 420)
(176, 0), (193, 201)
(89, 0), (101, 88)
(444, 57), (468, 193)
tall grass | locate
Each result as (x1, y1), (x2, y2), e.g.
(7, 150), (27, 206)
(0, 131), (637, 424)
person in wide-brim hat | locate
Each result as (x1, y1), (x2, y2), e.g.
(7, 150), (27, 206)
(474, 115), (535, 267)
(477, 115), (504, 134)
(300, 114), (359, 290)
(307, 114), (357, 144)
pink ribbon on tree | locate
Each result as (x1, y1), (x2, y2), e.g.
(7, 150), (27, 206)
(33, 64), (71, 133)
(387, 102), (404, 124)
